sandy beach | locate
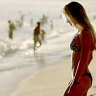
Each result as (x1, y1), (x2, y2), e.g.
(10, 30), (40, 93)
(10, 52), (96, 96)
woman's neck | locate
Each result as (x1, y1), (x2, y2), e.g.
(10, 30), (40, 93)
(75, 24), (84, 32)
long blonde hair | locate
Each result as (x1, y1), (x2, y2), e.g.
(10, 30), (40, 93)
(63, 1), (96, 50)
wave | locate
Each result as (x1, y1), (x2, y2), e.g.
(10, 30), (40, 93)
(0, 39), (18, 58)
(0, 27), (75, 59)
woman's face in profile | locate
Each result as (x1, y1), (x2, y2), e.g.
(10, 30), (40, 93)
(64, 13), (73, 26)
(66, 18), (72, 26)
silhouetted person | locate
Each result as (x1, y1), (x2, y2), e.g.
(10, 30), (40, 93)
(8, 20), (16, 39)
(33, 22), (41, 51)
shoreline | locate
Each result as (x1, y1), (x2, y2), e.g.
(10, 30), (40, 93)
(10, 53), (96, 96)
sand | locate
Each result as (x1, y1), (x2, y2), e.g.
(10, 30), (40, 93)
(11, 52), (96, 96)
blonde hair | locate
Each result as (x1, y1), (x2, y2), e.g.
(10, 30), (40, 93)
(63, 1), (96, 50)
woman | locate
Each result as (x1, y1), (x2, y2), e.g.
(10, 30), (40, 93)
(62, 1), (96, 96)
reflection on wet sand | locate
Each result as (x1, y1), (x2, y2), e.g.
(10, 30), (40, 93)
(34, 52), (46, 68)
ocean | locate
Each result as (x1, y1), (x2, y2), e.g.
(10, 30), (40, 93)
(0, 0), (96, 96)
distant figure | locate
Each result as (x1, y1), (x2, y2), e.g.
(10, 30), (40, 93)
(50, 20), (53, 30)
(30, 18), (33, 26)
(33, 22), (41, 51)
(41, 29), (46, 41)
(8, 20), (16, 39)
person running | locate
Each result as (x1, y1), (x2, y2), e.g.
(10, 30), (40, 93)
(33, 22), (41, 51)
(62, 1), (96, 96)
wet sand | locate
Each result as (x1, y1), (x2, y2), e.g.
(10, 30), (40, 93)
(11, 52), (96, 96)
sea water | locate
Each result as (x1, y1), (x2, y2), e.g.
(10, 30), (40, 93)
(0, 0), (96, 96)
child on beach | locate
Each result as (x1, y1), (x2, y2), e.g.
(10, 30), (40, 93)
(62, 1), (96, 96)
(41, 29), (46, 41)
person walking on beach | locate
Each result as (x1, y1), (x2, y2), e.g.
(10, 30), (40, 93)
(33, 22), (41, 51)
(8, 20), (16, 39)
(62, 1), (96, 96)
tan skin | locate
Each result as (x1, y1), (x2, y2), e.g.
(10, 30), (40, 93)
(72, 30), (93, 78)
(63, 14), (93, 96)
